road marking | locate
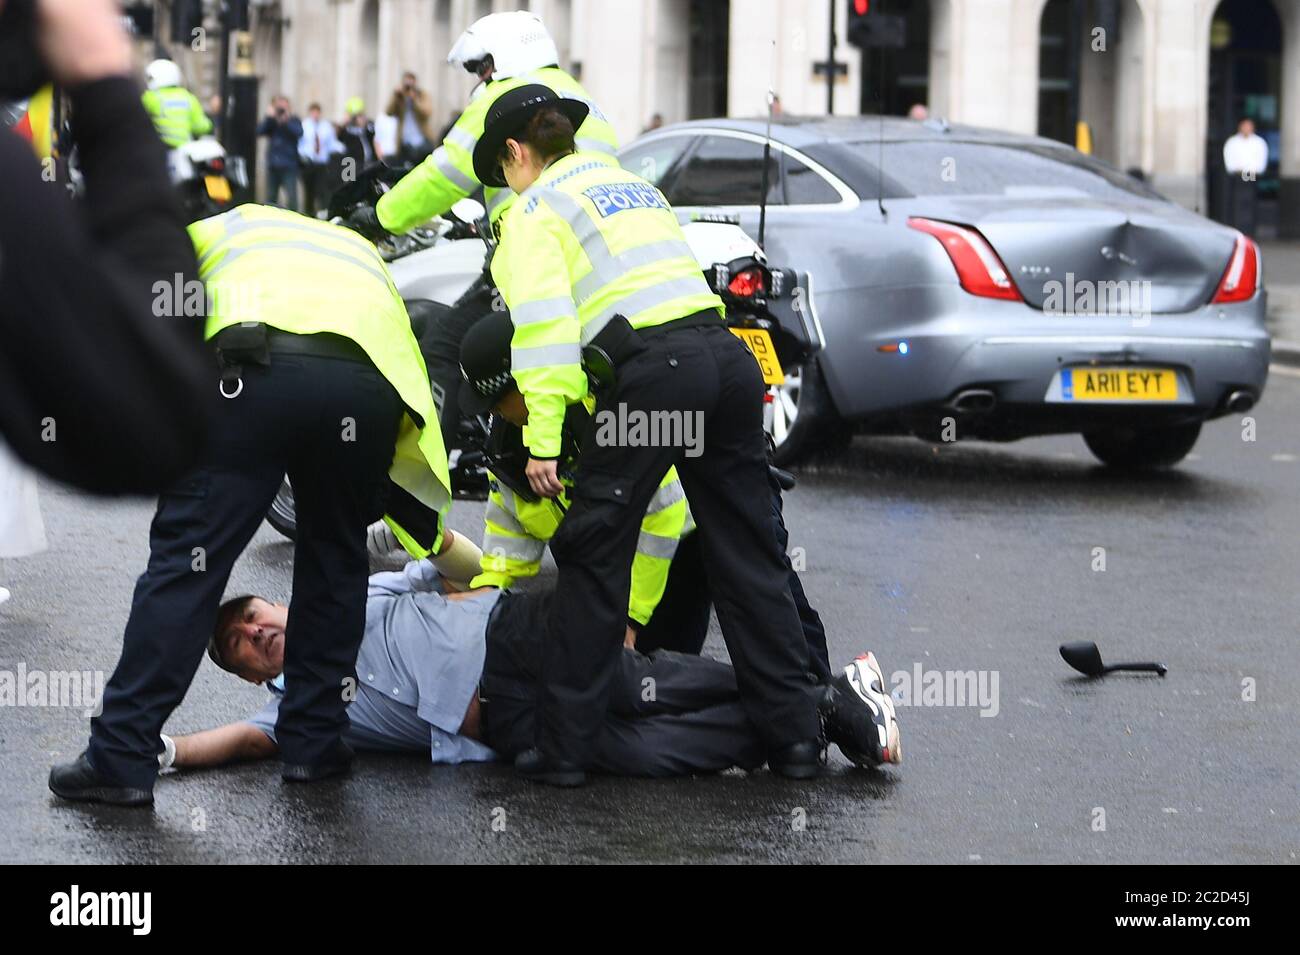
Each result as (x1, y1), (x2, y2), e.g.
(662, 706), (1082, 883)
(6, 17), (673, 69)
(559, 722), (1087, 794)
(1270, 364), (1300, 377)
(1271, 453), (1297, 462)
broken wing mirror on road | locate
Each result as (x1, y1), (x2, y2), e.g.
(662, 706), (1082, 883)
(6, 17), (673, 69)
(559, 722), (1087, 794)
(450, 197), (485, 224)
(1059, 641), (1168, 678)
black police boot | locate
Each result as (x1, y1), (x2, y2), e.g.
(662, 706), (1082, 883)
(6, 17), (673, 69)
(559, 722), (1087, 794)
(514, 747), (587, 788)
(768, 739), (822, 779)
(48, 752), (153, 808)
(282, 739), (354, 783)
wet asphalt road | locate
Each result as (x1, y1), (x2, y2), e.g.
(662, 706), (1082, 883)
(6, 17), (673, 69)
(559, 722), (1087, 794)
(3, 371), (1298, 864)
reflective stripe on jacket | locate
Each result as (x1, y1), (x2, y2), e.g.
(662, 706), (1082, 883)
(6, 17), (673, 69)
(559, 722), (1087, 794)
(142, 86), (212, 148)
(471, 465), (691, 625)
(490, 154), (724, 457)
(375, 66), (619, 233)
(187, 204), (451, 555)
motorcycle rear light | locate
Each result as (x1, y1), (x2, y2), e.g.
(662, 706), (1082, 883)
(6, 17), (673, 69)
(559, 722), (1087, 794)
(1211, 232), (1259, 303)
(908, 217), (1023, 301)
(209, 157), (224, 171)
(728, 267), (767, 298)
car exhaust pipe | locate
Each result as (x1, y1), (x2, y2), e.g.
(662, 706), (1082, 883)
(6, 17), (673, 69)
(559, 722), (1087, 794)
(1224, 390), (1256, 413)
(949, 388), (997, 414)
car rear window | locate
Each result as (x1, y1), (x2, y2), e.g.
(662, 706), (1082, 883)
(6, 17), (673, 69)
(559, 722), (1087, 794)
(856, 141), (1163, 202)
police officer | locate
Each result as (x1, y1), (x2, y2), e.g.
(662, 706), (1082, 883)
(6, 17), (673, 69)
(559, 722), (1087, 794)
(475, 86), (823, 786)
(140, 59), (212, 148)
(348, 10), (619, 450)
(49, 205), (451, 806)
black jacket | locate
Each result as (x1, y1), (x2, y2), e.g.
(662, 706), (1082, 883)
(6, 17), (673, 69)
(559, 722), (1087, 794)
(0, 76), (213, 494)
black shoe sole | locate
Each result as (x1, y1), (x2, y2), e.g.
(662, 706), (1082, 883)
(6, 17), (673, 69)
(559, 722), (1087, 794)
(516, 767), (587, 787)
(769, 760), (820, 780)
(282, 762), (352, 783)
(48, 783), (153, 807)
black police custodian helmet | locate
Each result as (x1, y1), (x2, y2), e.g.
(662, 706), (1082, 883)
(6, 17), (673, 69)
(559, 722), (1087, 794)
(472, 83), (588, 188)
(459, 311), (518, 415)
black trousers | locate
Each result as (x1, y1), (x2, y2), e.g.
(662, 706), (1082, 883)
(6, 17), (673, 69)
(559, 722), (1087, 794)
(87, 351), (401, 789)
(417, 275), (497, 450)
(482, 592), (764, 776)
(638, 468), (834, 684)
(301, 161), (332, 219)
(540, 321), (822, 766)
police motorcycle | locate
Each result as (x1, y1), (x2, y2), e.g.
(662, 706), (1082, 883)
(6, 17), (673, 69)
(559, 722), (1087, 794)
(265, 163), (493, 540)
(263, 168), (819, 538)
(167, 137), (245, 222)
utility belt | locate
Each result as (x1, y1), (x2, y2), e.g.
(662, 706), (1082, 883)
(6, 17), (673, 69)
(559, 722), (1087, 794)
(211, 324), (370, 398)
(582, 309), (721, 393)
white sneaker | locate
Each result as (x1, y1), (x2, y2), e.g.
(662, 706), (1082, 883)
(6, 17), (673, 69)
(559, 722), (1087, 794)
(819, 652), (902, 767)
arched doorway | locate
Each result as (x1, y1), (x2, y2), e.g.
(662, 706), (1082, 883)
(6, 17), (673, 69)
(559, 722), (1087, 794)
(855, 0), (931, 116)
(1038, 0), (1145, 169)
(1206, 0), (1282, 236)
(687, 0), (730, 118)
(359, 0), (380, 119)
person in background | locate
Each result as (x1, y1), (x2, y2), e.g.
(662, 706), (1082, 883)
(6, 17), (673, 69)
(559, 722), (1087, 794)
(1223, 117), (1268, 237)
(907, 103), (929, 121)
(140, 58), (210, 147)
(205, 92), (222, 129)
(257, 94), (303, 210)
(642, 112), (664, 134)
(337, 96), (380, 179)
(386, 70), (434, 166)
(0, 0), (211, 495)
(298, 101), (340, 217)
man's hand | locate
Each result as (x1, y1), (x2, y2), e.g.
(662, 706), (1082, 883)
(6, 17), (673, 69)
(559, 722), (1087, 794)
(526, 458), (564, 498)
(624, 625), (637, 650)
(346, 205), (388, 240)
(35, 0), (131, 87)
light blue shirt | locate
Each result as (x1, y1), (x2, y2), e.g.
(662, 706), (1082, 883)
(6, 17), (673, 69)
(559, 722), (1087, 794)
(298, 116), (342, 165)
(245, 561), (500, 764)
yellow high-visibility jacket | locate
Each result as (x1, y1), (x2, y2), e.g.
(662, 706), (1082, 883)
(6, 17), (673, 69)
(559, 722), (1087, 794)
(375, 66), (619, 233)
(142, 86), (212, 148)
(490, 154), (724, 458)
(187, 204), (451, 556)
(472, 438), (692, 625)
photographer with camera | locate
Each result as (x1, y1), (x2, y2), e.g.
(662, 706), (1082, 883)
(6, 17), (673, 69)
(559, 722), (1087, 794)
(257, 94), (303, 211)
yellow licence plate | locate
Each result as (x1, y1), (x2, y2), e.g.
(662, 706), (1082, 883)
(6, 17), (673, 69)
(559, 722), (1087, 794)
(204, 175), (232, 202)
(730, 327), (785, 385)
(1061, 366), (1178, 401)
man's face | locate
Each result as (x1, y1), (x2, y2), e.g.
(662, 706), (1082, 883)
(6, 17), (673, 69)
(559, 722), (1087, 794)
(1240, 119), (1255, 137)
(404, 73), (416, 90)
(221, 598), (288, 684)
(309, 106), (321, 120)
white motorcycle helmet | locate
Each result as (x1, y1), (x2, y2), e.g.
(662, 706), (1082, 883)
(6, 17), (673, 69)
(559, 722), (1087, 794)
(446, 10), (559, 81)
(145, 59), (184, 91)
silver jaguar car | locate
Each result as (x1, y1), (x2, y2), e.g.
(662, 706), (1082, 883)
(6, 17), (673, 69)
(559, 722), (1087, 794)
(621, 116), (1271, 468)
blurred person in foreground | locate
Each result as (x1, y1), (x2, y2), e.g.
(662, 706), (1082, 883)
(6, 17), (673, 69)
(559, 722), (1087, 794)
(0, 0), (211, 494)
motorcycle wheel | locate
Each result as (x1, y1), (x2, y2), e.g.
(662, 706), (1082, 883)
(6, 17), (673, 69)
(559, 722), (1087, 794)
(265, 477), (297, 540)
(767, 358), (850, 467)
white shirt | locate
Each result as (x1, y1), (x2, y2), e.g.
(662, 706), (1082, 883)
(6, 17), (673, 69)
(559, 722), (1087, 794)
(1223, 133), (1269, 176)
(298, 116), (341, 164)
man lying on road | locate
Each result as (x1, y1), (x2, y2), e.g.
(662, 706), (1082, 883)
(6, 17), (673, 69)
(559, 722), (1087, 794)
(160, 560), (902, 777)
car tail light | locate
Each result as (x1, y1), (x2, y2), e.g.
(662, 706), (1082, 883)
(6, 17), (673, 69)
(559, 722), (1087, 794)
(1210, 233), (1259, 304)
(908, 217), (1023, 301)
(728, 266), (767, 298)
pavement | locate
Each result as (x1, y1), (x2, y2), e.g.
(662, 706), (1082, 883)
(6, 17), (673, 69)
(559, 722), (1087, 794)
(3, 366), (1298, 864)
(1262, 240), (1300, 366)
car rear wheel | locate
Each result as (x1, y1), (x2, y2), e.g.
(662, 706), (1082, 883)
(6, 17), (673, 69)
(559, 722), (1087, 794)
(1082, 422), (1202, 469)
(767, 358), (849, 466)
(266, 477), (297, 540)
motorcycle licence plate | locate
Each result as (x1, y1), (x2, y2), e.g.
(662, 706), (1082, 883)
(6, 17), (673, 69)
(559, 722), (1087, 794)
(204, 175), (232, 202)
(730, 327), (785, 385)
(1060, 366), (1178, 401)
